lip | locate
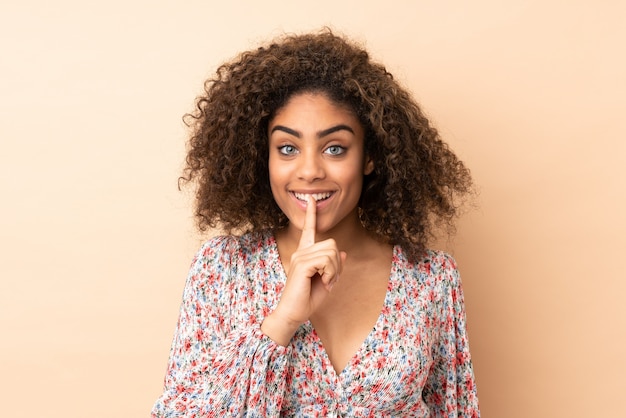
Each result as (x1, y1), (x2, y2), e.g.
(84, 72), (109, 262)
(289, 190), (336, 211)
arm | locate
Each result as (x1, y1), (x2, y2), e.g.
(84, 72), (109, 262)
(151, 237), (290, 417)
(422, 254), (480, 418)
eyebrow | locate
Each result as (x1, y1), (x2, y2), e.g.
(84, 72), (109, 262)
(270, 124), (355, 138)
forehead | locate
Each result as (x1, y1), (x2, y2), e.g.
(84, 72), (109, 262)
(269, 92), (361, 128)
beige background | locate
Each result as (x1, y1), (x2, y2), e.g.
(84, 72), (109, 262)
(1, 1), (624, 416)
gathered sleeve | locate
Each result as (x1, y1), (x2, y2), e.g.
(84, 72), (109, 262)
(151, 237), (291, 417)
(422, 254), (480, 417)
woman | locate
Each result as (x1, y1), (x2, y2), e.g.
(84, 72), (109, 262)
(152, 30), (479, 417)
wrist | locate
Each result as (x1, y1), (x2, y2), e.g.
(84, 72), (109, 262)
(261, 310), (301, 346)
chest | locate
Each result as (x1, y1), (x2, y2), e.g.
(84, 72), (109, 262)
(308, 262), (390, 374)
(282, 292), (437, 416)
(232, 242), (443, 413)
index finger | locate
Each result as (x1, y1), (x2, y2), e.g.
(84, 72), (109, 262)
(297, 194), (316, 249)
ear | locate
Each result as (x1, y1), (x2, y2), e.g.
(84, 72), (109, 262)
(363, 156), (374, 175)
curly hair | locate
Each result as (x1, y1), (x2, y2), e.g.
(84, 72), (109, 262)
(181, 29), (473, 261)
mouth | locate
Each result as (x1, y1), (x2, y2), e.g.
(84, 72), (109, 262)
(292, 191), (334, 203)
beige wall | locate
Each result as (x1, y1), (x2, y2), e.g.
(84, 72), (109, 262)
(1, 1), (624, 416)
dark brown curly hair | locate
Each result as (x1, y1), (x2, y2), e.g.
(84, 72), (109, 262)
(181, 29), (473, 261)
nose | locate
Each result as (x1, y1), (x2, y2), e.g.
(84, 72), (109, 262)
(296, 151), (325, 182)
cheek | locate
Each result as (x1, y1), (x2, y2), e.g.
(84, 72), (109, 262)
(268, 160), (291, 198)
(267, 155), (280, 183)
(268, 161), (285, 184)
(339, 161), (366, 184)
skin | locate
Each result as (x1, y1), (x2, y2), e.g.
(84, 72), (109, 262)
(261, 93), (393, 374)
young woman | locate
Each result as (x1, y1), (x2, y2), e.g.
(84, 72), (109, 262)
(152, 30), (479, 417)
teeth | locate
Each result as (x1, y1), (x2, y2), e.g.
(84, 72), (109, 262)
(294, 192), (332, 202)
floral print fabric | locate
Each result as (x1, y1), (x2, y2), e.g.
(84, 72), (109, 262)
(152, 231), (479, 417)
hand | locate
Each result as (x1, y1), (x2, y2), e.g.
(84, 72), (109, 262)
(261, 195), (346, 345)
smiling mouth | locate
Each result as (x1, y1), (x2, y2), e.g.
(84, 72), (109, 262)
(293, 192), (334, 202)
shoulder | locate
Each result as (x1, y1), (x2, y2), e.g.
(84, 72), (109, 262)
(397, 248), (459, 279)
(190, 235), (239, 272)
(191, 230), (273, 270)
(423, 249), (460, 280)
(184, 231), (272, 294)
(394, 247), (463, 299)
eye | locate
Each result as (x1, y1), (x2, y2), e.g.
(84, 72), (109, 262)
(278, 145), (298, 155)
(324, 145), (346, 156)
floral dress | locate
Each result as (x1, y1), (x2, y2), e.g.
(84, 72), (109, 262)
(151, 231), (479, 417)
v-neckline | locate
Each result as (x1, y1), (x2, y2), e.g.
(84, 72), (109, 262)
(267, 231), (398, 379)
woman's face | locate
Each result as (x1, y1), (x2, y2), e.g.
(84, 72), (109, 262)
(268, 92), (373, 235)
